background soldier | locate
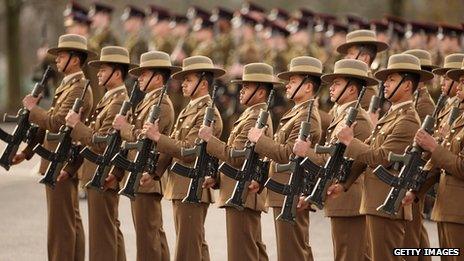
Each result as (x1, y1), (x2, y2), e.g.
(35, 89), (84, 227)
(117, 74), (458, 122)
(63, 46), (131, 261)
(121, 5), (148, 65)
(147, 5), (175, 53)
(12, 34), (95, 261)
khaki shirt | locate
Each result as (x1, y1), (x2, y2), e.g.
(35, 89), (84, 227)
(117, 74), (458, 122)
(24, 72), (93, 174)
(207, 102), (273, 212)
(156, 95), (223, 203)
(255, 99), (322, 207)
(344, 102), (420, 220)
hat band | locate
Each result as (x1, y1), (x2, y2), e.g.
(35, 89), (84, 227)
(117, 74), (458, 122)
(58, 40), (87, 51)
(443, 62), (462, 69)
(140, 59), (172, 68)
(242, 73), (275, 82)
(182, 63), (215, 71)
(347, 36), (378, 43)
(388, 63), (421, 71)
(289, 65), (322, 74)
(334, 67), (368, 77)
(99, 54), (130, 64)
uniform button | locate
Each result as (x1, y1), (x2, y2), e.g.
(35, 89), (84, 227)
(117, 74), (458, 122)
(180, 119), (183, 122)
(372, 137), (376, 141)
(377, 125), (381, 129)
(451, 129), (456, 133)
(457, 137), (461, 141)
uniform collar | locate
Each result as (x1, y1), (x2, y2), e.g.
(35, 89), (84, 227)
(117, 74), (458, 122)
(62, 71), (83, 86)
(336, 100), (356, 116)
(102, 84), (126, 101)
(144, 87), (163, 101)
(292, 99), (312, 112)
(244, 102), (266, 113)
(188, 94), (209, 108)
(389, 100), (413, 112)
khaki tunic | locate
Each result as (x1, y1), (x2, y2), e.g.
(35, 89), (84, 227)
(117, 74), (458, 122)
(206, 102), (273, 212)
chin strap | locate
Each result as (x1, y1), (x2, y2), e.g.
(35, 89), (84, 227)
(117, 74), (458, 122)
(290, 76), (309, 100)
(191, 72), (206, 97)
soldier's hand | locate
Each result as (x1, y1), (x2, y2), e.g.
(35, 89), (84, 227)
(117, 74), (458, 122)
(57, 170), (70, 182)
(327, 183), (344, 199)
(142, 120), (160, 142)
(11, 152), (26, 165)
(414, 129), (438, 152)
(65, 109), (81, 128)
(140, 173), (154, 187)
(293, 139), (312, 157)
(297, 196), (310, 211)
(202, 176), (216, 189)
(22, 94), (40, 110)
(248, 127), (264, 143)
(104, 174), (117, 189)
(198, 125), (213, 142)
(402, 190), (416, 206)
(113, 114), (129, 131)
(336, 122), (356, 146)
(248, 180), (260, 193)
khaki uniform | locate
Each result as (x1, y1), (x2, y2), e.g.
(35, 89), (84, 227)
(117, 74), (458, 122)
(191, 40), (217, 60)
(124, 33), (148, 65)
(305, 101), (373, 260)
(149, 36), (175, 54)
(255, 99), (321, 261)
(343, 102), (420, 261)
(206, 102), (272, 261)
(425, 113), (464, 261)
(435, 98), (464, 142)
(23, 72), (93, 261)
(413, 85), (436, 123)
(156, 95), (223, 261)
(67, 86), (128, 261)
(215, 32), (234, 67)
(119, 88), (174, 261)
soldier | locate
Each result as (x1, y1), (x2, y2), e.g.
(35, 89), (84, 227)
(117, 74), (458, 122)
(170, 13), (191, 64)
(431, 54), (464, 141)
(147, 5), (174, 53)
(190, 12), (217, 59)
(210, 7), (234, 67)
(263, 21), (290, 74)
(404, 60), (464, 261)
(370, 19), (391, 72)
(121, 5), (148, 65)
(12, 34), (95, 261)
(241, 1), (266, 22)
(113, 51), (181, 261)
(294, 59), (376, 261)
(330, 54), (434, 261)
(142, 56), (225, 261)
(247, 57), (323, 261)
(63, 2), (91, 37)
(197, 63), (277, 261)
(88, 2), (119, 53)
(336, 29), (389, 111)
(403, 49), (436, 122)
(437, 23), (463, 66)
(62, 46), (131, 261)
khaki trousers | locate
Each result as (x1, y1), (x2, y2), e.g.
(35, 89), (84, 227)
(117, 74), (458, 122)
(87, 188), (126, 261)
(131, 193), (170, 261)
(330, 215), (367, 261)
(272, 207), (313, 261)
(172, 200), (210, 261)
(45, 176), (85, 261)
(225, 207), (268, 261)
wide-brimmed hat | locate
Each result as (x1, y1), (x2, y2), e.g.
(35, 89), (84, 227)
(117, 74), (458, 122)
(171, 56), (226, 80)
(277, 56), (323, 81)
(402, 49), (438, 71)
(129, 51), (182, 76)
(446, 60), (464, 82)
(321, 59), (379, 86)
(88, 46), (136, 69)
(47, 34), (97, 59)
(231, 63), (281, 85)
(432, 53), (464, 75)
(375, 54), (434, 82)
(336, 29), (389, 54)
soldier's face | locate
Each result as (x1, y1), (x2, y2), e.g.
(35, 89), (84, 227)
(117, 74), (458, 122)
(456, 76), (464, 101)
(239, 82), (258, 105)
(181, 73), (200, 97)
(329, 77), (348, 103)
(55, 51), (73, 73)
(97, 64), (116, 87)
(138, 70), (155, 91)
(345, 46), (359, 59)
(285, 75), (305, 100)
(441, 75), (457, 96)
(384, 73), (406, 101)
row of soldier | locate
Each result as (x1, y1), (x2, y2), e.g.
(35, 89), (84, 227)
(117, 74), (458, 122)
(35, 2), (464, 132)
(3, 22), (464, 261)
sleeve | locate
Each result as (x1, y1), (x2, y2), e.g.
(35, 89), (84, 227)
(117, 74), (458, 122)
(430, 144), (464, 180)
